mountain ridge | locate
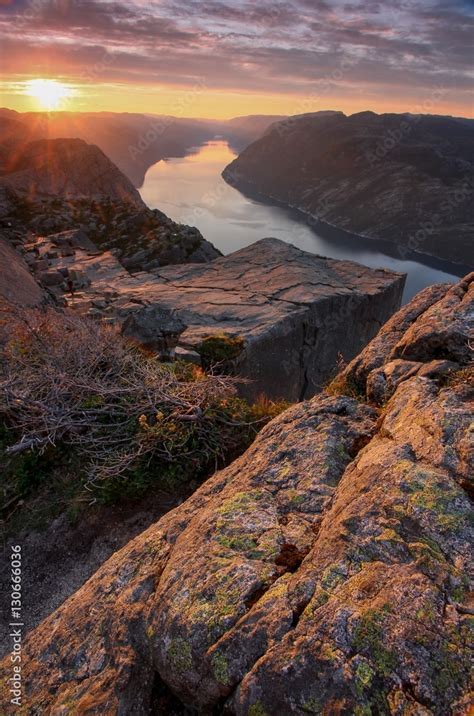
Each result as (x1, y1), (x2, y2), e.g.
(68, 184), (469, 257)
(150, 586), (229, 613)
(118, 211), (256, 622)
(223, 111), (474, 265)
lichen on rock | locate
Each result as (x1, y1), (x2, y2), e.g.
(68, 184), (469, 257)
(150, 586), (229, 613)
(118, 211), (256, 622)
(1, 273), (472, 715)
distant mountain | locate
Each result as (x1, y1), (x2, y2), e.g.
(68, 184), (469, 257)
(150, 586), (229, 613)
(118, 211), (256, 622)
(223, 111), (474, 265)
(0, 129), (221, 273)
(222, 114), (287, 153)
(0, 110), (286, 187)
(0, 137), (144, 207)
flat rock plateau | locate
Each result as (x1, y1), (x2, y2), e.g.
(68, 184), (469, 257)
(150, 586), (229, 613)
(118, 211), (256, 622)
(15, 231), (405, 400)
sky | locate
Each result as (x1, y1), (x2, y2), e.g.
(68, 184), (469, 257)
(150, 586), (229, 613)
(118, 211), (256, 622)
(0, 0), (473, 118)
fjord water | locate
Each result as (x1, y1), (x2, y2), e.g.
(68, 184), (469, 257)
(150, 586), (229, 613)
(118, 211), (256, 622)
(140, 140), (468, 303)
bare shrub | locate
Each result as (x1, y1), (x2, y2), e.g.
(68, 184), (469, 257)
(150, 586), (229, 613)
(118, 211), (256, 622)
(0, 302), (274, 498)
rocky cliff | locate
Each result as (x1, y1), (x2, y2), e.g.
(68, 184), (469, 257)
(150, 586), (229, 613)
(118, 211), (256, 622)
(0, 137), (144, 207)
(17, 235), (404, 401)
(3, 273), (472, 715)
(223, 111), (474, 264)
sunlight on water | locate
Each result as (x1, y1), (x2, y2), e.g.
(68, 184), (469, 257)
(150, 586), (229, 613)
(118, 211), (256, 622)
(140, 140), (468, 303)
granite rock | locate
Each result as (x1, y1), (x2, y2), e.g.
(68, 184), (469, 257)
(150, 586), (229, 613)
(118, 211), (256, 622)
(3, 273), (472, 715)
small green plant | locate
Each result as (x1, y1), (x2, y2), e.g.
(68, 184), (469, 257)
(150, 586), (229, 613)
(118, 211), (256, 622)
(198, 333), (245, 368)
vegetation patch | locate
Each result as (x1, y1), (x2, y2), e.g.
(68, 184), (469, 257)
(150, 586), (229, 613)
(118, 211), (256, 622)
(0, 304), (287, 530)
(352, 607), (397, 676)
(167, 638), (193, 674)
(197, 333), (245, 368)
(211, 651), (230, 686)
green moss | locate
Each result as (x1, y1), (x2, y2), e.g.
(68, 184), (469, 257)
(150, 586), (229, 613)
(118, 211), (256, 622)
(290, 492), (305, 506)
(353, 705), (372, 716)
(216, 534), (259, 553)
(320, 563), (347, 592)
(355, 660), (375, 693)
(248, 701), (268, 716)
(450, 574), (469, 603)
(415, 602), (436, 625)
(198, 333), (245, 366)
(218, 490), (263, 516)
(352, 608), (397, 676)
(79, 395), (105, 409)
(418, 535), (445, 559)
(300, 697), (322, 713)
(167, 638), (193, 673)
(211, 651), (230, 686)
(304, 587), (330, 619)
(431, 640), (470, 695)
(408, 474), (466, 529)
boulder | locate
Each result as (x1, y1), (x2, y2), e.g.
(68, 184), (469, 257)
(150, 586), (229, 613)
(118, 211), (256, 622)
(0, 238), (44, 306)
(150, 238), (406, 400)
(341, 271), (474, 404)
(46, 228), (98, 253)
(121, 305), (187, 358)
(37, 269), (65, 287)
(3, 273), (472, 715)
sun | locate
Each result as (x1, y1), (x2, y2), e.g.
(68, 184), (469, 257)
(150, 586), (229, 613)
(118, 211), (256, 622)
(25, 79), (74, 111)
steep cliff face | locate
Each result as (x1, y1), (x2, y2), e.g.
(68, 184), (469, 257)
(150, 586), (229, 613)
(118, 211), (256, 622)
(3, 273), (472, 715)
(0, 138), (145, 207)
(223, 111), (474, 264)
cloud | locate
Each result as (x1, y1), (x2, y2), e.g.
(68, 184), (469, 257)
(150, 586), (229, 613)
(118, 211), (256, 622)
(1, 0), (472, 113)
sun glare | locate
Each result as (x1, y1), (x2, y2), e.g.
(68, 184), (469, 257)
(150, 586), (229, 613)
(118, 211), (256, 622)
(25, 79), (74, 111)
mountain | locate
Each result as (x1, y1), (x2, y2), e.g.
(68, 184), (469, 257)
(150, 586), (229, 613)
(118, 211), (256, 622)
(221, 114), (287, 153)
(0, 137), (145, 207)
(0, 134), (220, 270)
(223, 111), (474, 265)
(0, 109), (286, 187)
(3, 271), (472, 714)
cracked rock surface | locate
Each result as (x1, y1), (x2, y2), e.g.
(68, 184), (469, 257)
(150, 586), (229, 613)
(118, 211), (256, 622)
(2, 273), (472, 715)
(26, 236), (405, 400)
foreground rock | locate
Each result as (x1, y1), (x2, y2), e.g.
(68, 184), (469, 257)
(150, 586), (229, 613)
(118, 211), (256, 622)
(2, 274), (472, 715)
(21, 236), (405, 400)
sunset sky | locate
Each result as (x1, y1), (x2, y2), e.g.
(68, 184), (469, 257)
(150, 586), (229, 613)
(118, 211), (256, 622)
(1, 0), (473, 118)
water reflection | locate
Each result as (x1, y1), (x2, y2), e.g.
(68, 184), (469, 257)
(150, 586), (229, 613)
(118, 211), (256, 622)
(140, 141), (470, 303)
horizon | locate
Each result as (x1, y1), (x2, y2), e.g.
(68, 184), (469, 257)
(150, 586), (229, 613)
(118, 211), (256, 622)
(1, 1), (473, 119)
(2, 106), (474, 122)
